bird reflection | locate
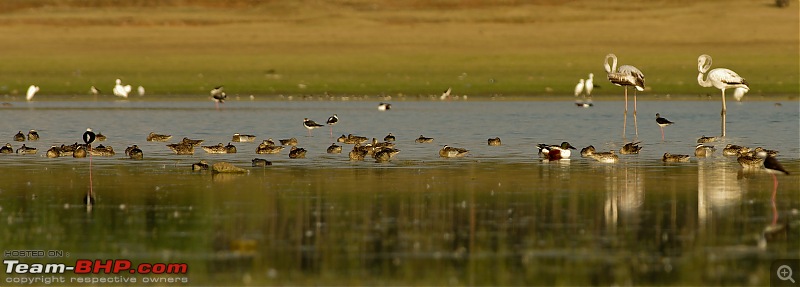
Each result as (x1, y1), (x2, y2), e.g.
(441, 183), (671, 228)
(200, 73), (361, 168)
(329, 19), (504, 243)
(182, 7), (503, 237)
(603, 166), (644, 230)
(697, 161), (742, 229)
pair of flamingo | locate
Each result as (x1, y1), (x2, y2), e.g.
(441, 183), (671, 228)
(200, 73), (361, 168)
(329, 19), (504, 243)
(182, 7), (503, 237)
(605, 54), (748, 138)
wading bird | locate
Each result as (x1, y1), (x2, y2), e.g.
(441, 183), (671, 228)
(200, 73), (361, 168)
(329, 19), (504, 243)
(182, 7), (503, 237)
(26, 85), (39, 101)
(210, 86), (226, 110)
(113, 79), (131, 98)
(326, 114), (339, 137)
(655, 113), (674, 141)
(605, 54), (645, 137)
(303, 118), (324, 137)
(697, 54), (749, 137)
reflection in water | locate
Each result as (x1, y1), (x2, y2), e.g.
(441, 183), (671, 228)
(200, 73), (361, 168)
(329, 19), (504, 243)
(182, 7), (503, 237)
(697, 160), (743, 229)
(604, 166), (645, 231)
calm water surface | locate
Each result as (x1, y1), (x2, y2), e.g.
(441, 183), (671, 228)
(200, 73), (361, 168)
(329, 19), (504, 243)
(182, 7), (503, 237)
(0, 99), (798, 286)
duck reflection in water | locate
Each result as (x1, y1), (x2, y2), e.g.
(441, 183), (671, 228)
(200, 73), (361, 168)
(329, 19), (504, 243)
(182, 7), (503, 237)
(603, 166), (644, 230)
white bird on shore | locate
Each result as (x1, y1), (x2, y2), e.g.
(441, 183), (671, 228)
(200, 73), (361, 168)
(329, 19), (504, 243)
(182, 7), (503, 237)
(26, 85), (39, 101)
(113, 79), (132, 98)
(90, 86), (100, 95)
(697, 54), (749, 137)
(585, 73), (595, 96)
(137, 85), (145, 96)
(440, 87), (452, 101)
(574, 79), (585, 97)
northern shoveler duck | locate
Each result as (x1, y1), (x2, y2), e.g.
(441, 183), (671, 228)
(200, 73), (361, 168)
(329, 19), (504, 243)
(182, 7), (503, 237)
(147, 132), (172, 142)
(373, 147), (400, 162)
(580, 145), (596, 158)
(256, 140), (284, 154)
(252, 158), (272, 167)
(0, 143), (13, 154)
(384, 133), (396, 142)
(180, 137), (204, 147)
(537, 142), (576, 159)
(167, 143), (194, 155)
(279, 137), (298, 146)
(415, 135), (434, 143)
(231, 133), (256, 142)
(488, 137), (502, 146)
(13, 131), (25, 142)
(327, 143), (343, 154)
(619, 141), (642, 155)
(289, 146), (307, 159)
(27, 130), (39, 141)
(192, 160), (209, 171)
(225, 143), (237, 153)
(90, 145), (116, 156)
(439, 145), (469, 158)
(95, 132), (107, 141)
(723, 144), (750, 156)
(303, 118), (325, 136)
(378, 103), (391, 111)
(694, 144), (716, 157)
(697, 135), (717, 143)
(662, 153), (690, 163)
(16, 144), (37, 155)
(46, 146), (60, 158)
(655, 113), (674, 141)
(590, 150), (619, 163)
(202, 143), (228, 154)
(128, 145), (143, 160)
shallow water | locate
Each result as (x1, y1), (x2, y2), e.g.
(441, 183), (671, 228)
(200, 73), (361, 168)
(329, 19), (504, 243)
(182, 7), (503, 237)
(0, 99), (798, 286)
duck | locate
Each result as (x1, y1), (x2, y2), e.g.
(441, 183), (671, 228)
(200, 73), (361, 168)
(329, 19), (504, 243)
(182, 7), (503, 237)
(338, 134), (369, 144)
(279, 137), (298, 146)
(13, 131), (25, 142)
(373, 147), (400, 162)
(166, 143), (194, 155)
(90, 145), (116, 156)
(128, 146), (143, 160)
(289, 146), (307, 159)
(737, 151), (764, 170)
(694, 144), (716, 158)
(580, 145), (596, 158)
(697, 135), (717, 143)
(252, 158), (272, 167)
(619, 141), (642, 155)
(57, 143), (76, 157)
(662, 153), (690, 163)
(537, 142), (576, 159)
(180, 137), (204, 147)
(225, 143), (237, 153)
(0, 143), (13, 154)
(723, 144), (750, 156)
(415, 135), (434, 143)
(232, 133), (256, 143)
(16, 144), (37, 155)
(256, 140), (284, 154)
(348, 144), (368, 161)
(192, 160), (209, 171)
(384, 133), (396, 142)
(487, 137), (502, 146)
(27, 130), (39, 141)
(378, 102), (392, 111)
(590, 150), (619, 163)
(202, 143), (228, 154)
(439, 145), (469, 158)
(147, 132), (172, 142)
(73, 146), (87, 158)
(327, 143), (343, 154)
(46, 146), (60, 158)
(95, 132), (107, 141)
(753, 147), (779, 157)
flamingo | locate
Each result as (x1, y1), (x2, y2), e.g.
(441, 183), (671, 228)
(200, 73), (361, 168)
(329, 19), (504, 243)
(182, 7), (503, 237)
(697, 54), (749, 137)
(605, 54), (645, 137)
(113, 79), (131, 98)
(26, 85), (39, 101)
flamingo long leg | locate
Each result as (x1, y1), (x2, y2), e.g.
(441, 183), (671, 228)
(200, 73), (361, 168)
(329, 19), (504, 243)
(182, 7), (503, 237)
(623, 87), (628, 138)
(633, 90), (638, 136)
(721, 89), (727, 137)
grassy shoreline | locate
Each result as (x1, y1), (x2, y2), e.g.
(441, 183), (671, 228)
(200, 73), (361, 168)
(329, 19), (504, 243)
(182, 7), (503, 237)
(0, 0), (797, 97)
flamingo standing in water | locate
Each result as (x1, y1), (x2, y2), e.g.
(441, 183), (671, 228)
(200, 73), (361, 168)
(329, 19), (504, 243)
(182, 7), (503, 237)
(605, 54), (645, 137)
(697, 54), (749, 137)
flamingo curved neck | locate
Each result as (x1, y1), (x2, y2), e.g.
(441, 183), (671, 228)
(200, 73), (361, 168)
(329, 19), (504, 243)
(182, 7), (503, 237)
(604, 54), (617, 73)
(697, 73), (713, 88)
